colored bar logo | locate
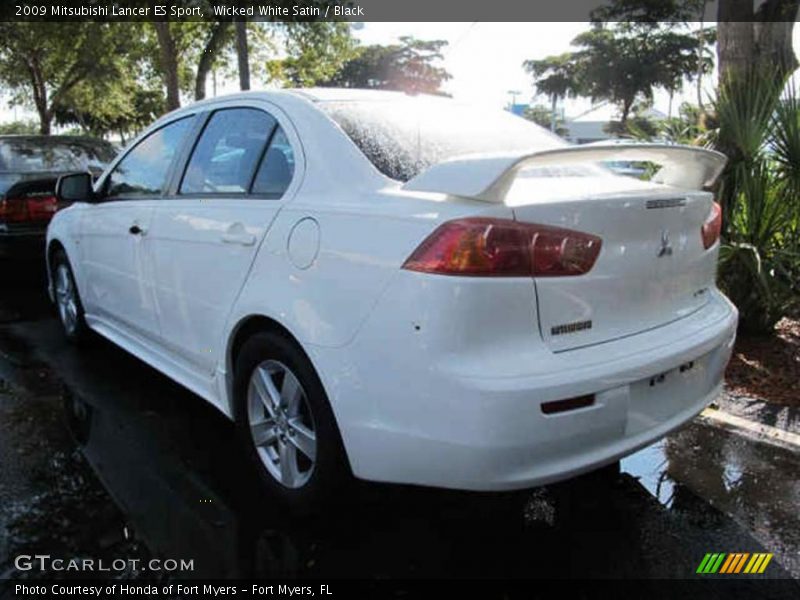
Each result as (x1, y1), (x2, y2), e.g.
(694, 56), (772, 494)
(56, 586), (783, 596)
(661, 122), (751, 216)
(696, 553), (773, 574)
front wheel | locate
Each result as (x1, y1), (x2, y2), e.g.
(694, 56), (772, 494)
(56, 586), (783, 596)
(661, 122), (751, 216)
(52, 250), (88, 343)
(233, 332), (350, 511)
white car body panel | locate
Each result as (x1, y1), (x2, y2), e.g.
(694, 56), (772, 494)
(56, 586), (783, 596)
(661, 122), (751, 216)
(311, 273), (735, 489)
(46, 89), (738, 491)
(78, 201), (160, 340)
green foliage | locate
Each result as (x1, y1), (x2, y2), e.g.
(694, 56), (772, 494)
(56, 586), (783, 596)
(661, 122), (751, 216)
(321, 36), (451, 95)
(604, 101), (660, 139)
(50, 23), (164, 140)
(712, 70), (782, 230)
(619, 101), (717, 147)
(267, 22), (357, 87)
(523, 53), (582, 103)
(521, 104), (568, 137)
(712, 71), (800, 334)
(0, 22), (135, 134)
(771, 85), (800, 203)
(0, 120), (39, 135)
(224, 22), (279, 88)
(590, 0), (707, 22)
(657, 103), (713, 145)
(54, 85), (164, 143)
(525, 21), (713, 124)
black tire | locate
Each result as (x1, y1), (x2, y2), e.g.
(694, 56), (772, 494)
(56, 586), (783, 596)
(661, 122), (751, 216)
(51, 249), (89, 343)
(233, 331), (350, 511)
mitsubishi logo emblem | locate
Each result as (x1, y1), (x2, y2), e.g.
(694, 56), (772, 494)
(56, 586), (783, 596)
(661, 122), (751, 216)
(657, 229), (673, 257)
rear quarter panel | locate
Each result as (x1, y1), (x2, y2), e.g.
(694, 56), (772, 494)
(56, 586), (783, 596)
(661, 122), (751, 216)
(226, 189), (515, 349)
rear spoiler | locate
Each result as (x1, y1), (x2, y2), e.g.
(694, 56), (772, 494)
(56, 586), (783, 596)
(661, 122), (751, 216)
(402, 143), (728, 202)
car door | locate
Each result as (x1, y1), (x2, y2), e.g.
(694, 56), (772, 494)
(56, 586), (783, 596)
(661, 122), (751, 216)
(79, 116), (195, 342)
(147, 103), (299, 376)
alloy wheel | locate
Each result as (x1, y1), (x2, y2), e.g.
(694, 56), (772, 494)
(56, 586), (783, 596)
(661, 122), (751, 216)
(247, 360), (317, 489)
(54, 263), (79, 336)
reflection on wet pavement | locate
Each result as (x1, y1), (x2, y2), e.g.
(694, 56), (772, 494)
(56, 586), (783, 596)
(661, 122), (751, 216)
(1, 261), (799, 588)
(625, 422), (800, 578)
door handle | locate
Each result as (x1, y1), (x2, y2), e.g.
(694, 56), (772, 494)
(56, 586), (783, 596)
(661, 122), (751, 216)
(221, 232), (256, 246)
(129, 224), (145, 236)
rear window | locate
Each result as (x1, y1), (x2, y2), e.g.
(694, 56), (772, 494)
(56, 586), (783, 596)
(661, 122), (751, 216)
(320, 97), (566, 182)
(0, 139), (117, 173)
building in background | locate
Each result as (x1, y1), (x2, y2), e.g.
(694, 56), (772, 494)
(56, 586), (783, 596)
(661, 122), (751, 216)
(564, 102), (667, 144)
(507, 103), (529, 117)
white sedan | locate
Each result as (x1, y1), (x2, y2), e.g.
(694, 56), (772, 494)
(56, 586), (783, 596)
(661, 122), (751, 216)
(47, 89), (737, 507)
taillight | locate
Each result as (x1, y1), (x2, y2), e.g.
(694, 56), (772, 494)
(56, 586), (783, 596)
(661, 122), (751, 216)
(26, 195), (58, 221)
(0, 195), (58, 223)
(701, 201), (722, 250)
(0, 198), (27, 222)
(402, 217), (602, 277)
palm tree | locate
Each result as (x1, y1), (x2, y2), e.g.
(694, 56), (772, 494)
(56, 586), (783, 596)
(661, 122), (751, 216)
(713, 70), (800, 333)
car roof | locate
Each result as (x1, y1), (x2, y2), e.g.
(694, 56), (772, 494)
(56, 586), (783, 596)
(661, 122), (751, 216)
(164, 88), (440, 119)
(0, 135), (113, 145)
(287, 88), (428, 103)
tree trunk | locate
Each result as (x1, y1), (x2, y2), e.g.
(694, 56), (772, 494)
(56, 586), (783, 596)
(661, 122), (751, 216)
(696, 1), (706, 110)
(153, 22), (181, 111)
(195, 21), (233, 101)
(37, 108), (51, 135)
(717, 0), (754, 83)
(717, 0), (799, 84)
(754, 5), (800, 83)
(235, 20), (251, 91)
(620, 97), (633, 127)
(26, 58), (51, 135)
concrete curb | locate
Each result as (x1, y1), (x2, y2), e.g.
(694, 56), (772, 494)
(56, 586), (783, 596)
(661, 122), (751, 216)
(701, 407), (800, 449)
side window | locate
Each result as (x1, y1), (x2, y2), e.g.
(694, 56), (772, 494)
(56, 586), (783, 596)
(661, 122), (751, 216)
(252, 126), (295, 198)
(106, 117), (192, 198)
(180, 108), (277, 195)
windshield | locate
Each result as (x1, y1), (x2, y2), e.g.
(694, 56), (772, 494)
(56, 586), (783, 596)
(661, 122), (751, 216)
(0, 138), (117, 173)
(320, 97), (566, 182)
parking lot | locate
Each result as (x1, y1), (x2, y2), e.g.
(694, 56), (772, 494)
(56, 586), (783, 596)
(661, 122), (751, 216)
(0, 258), (798, 591)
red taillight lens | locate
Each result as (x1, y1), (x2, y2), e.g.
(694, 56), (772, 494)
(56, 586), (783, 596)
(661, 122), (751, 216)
(0, 198), (28, 222)
(0, 195), (58, 223)
(531, 226), (603, 277)
(26, 195), (58, 221)
(402, 217), (602, 277)
(701, 201), (722, 250)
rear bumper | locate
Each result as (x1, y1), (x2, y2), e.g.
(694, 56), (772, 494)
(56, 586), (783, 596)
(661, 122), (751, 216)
(310, 275), (738, 491)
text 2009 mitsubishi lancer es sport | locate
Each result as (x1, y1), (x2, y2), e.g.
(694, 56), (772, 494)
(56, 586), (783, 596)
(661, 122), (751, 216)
(47, 89), (737, 507)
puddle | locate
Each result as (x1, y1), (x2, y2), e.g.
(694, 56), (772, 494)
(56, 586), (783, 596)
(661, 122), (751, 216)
(623, 422), (800, 578)
(0, 294), (798, 584)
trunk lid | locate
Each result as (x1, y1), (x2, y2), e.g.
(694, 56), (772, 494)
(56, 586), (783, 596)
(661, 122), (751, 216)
(402, 143), (727, 351)
(507, 172), (717, 351)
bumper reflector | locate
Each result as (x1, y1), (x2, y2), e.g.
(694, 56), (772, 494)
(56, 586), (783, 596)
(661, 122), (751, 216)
(541, 394), (595, 415)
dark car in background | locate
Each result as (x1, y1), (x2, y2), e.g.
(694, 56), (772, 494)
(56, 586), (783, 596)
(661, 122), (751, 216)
(0, 135), (117, 259)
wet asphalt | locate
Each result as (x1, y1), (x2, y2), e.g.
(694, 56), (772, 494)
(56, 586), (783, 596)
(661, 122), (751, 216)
(0, 257), (798, 590)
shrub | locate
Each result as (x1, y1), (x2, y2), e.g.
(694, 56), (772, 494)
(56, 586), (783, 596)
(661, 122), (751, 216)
(712, 71), (800, 334)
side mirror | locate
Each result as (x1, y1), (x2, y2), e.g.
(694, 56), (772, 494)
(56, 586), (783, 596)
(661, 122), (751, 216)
(56, 172), (95, 203)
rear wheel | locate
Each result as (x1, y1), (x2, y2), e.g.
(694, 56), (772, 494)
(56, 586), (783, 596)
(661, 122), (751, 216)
(52, 250), (88, 343)
(234, 331), (349, 510)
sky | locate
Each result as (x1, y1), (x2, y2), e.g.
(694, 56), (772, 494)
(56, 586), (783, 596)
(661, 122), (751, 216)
(356, 22), (592, 112)
(354, 22), (800, 118)
(2, 22), (800, 126)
